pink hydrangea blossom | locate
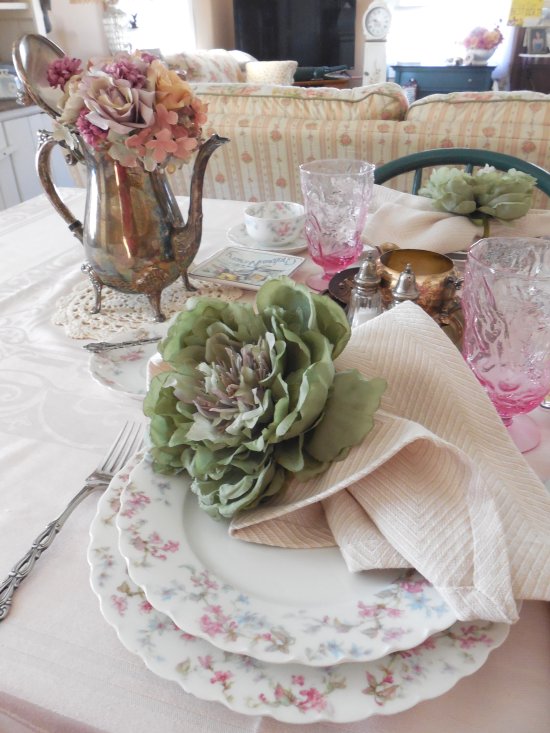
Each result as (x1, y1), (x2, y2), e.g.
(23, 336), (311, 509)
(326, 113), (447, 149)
(125, 127), (152, 157)
(139, 51), (158, 64)
(154, 103), (178, 128)
(47, 57), (82, 89)
(173, 128), (199, 161)
(75, 108), (108, 148)
(102, 54), (149, 89)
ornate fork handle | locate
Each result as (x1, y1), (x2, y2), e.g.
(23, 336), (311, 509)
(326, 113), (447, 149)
(0, 480), (107, 621)
(83, 336), (161, 353)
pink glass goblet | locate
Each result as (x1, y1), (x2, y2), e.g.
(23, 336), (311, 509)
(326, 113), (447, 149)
(299, 159), (375, 291)
(461, 237), (550, 453)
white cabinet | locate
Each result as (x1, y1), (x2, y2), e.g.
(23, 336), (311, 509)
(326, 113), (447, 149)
(0, 2), (79, 209)
(0, 106), (77, 211)
(0, 0), (47, 55)
(0, 122), (20, 209)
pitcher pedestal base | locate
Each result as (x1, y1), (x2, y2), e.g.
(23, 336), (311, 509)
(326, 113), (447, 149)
(81, 261), (168, 323)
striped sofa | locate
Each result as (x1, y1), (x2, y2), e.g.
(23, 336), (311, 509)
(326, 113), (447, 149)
(166, 82), (549, 210)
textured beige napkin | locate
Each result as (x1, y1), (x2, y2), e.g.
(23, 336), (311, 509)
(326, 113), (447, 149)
(230, 302), (550, 623)
(362, 185), (550, 253)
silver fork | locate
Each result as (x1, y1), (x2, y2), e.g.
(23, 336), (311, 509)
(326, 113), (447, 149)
(0, 420), (145, 622)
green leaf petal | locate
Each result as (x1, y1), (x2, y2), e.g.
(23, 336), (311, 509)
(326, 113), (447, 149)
(143, 371), (174, 417)
(275, 434), (304, 472)
(256, 276), (315, 331)
(275, 359), (335, 439)
(305, 372), (386, 462)
(309, 292), (351, 358)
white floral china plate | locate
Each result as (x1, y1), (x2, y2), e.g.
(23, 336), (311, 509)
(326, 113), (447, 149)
(227, 223), (307, 254)
(90, 461), (510, 725)
(116, 456), (458, 667)
(89, 326), (167, 399)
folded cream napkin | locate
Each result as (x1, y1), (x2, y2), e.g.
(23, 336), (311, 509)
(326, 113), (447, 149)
(362, 185), (550, 254)
(230, 302), (550, 624)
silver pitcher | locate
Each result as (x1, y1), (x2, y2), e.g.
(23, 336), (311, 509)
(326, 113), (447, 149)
(13, 33), (228, 321)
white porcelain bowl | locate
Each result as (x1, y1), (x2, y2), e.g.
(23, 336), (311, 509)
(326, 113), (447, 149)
(244, 201), (305, 246)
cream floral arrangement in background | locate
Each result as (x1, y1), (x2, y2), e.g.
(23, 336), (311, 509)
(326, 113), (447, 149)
(144, 278), (386, 519)
(46, 50), (208, 171)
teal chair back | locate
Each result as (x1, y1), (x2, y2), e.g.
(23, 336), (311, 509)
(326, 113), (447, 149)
(374, 148), (550, 197)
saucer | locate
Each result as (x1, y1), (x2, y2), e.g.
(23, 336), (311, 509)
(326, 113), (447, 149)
(89, 326), (167, 399)
(227, 223), (307, 254)
(328, 266), (359, 306)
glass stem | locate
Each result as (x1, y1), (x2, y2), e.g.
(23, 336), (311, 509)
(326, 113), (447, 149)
(482, 216), (491, 238)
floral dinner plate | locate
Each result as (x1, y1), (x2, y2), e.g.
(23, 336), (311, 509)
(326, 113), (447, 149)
(227, 223), (307, 254)
(116, 456), (458, 667)
(89, 460), (510, 725)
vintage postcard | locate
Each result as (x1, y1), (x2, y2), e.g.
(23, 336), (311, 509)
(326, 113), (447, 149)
(189, 246), (305, 290)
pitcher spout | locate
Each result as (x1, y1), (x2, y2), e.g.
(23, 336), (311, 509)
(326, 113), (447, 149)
(171, 134), (229, 289)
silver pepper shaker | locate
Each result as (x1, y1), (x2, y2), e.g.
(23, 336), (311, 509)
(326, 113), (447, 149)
(390, 263), (420, 307)
(347, 252), (383, 328)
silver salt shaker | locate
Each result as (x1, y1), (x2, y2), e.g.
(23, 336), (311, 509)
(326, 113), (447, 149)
(347, 252), (383, 328)
(390, 263), (420, 307)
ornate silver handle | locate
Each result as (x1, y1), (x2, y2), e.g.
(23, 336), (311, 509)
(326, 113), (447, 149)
(0, 481), (106, 621)
(83, 336), (161, 353)
(36, 133), (84, 242)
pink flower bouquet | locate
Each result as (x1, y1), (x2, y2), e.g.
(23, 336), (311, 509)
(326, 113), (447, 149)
(47, 51), (208, 171)
(463, 26), (504, 51)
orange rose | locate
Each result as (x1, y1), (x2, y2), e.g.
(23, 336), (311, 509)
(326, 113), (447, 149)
(149, 60), (194, 110)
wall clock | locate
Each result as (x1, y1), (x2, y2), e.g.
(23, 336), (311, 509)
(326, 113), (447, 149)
(362, 0), (392, 85)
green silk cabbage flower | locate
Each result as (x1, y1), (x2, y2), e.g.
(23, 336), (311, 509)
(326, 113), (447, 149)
(144, 277), (386, 519)
(419, 166), (536, 237)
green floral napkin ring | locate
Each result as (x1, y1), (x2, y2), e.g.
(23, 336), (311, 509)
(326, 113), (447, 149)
(419, 166), (536, 237)
(144, 277), (386, 519)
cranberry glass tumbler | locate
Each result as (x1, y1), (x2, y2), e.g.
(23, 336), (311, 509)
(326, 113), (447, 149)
(299, 159), (374, 291)
(461, 237), (550, 452)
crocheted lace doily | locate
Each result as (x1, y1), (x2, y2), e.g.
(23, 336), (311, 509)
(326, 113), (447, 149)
(53, 277), (244, 340)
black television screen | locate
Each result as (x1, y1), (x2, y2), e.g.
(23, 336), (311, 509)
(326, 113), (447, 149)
(233, 0), (356, 69)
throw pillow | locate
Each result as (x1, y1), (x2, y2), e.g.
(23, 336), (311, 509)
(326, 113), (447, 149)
(164, 49), (246, 83)
(245, 60), (298, 86)
(228, 49), (257, 72)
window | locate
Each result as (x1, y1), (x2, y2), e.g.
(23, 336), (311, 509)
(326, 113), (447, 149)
(386, 0), (513, 68)
(114, 0), (196, 55)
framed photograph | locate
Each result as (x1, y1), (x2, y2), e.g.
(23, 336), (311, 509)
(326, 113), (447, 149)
(525, 27), (549, 54)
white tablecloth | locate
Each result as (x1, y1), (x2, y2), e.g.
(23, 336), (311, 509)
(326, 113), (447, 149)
(0, 191), (549, 733)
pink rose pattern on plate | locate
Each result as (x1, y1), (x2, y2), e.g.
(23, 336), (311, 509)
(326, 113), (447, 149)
(115, 457), (459, 666)
(90, 345), (153, 397)
(88, 461), (510, 724)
